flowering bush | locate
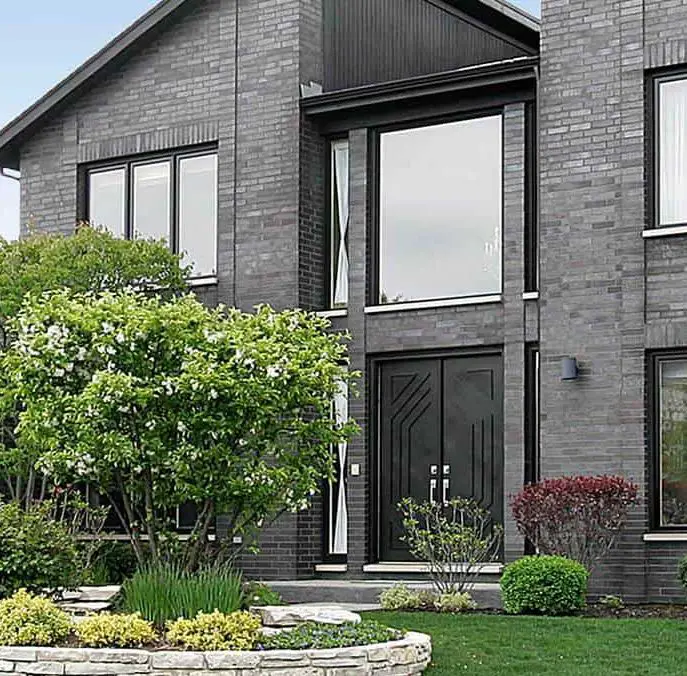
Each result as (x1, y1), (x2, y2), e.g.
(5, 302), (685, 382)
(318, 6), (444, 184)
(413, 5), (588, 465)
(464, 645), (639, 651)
(511, 475), (638, 570)
(0, 290), (358, 569)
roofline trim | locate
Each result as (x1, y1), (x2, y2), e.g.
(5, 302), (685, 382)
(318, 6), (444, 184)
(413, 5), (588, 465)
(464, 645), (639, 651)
(0, 0), (189, 169)
(476, 0), (540, 33)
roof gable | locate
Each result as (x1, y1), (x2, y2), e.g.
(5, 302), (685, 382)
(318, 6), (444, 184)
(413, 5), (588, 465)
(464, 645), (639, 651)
(323, 0), (539, 91)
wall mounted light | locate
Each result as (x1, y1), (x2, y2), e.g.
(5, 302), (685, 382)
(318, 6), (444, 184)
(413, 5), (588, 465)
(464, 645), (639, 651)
(561, 357), (579, 381)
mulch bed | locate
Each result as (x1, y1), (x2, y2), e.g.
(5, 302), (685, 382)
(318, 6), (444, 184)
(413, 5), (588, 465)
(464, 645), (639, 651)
(579, 604), (687, 620)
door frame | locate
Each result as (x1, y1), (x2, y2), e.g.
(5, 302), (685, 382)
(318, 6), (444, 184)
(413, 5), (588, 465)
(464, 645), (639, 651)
(368, 345), (504, 564)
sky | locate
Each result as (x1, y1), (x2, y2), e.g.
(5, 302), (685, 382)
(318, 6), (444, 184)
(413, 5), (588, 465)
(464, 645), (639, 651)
(0, 0), (541, 241)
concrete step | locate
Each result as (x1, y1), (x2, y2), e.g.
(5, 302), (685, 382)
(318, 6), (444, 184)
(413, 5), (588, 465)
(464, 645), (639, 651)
(268, 579), (502, 609)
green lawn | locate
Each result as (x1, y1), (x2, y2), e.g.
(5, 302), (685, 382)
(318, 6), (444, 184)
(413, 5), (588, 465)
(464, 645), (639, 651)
(366, 611), (687, 675)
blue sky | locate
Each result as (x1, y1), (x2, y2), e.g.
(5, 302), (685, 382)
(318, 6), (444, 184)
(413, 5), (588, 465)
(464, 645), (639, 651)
(0, 0), (540, 240)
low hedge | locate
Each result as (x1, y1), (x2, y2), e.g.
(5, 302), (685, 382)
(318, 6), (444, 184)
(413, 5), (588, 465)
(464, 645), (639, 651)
(501, 555), (589, 616)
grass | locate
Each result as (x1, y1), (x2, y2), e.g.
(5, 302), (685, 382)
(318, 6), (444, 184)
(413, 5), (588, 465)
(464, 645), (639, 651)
(366, 611), (687, 675)
(120, 563), (244, 627)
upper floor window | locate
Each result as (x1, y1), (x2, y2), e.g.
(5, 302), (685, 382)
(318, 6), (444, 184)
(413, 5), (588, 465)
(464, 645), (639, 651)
(329, 139), (349, 309)
(375, 114), (503, 305)
(87, 149), (218, 280)
(655, 75), (687, 228)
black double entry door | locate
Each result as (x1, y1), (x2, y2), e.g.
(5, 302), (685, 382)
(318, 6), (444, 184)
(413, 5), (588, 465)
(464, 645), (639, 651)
(378, 353), (504, 562)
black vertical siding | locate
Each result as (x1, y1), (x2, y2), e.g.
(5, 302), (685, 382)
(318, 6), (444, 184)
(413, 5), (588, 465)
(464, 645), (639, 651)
(323, 0), (534, 91)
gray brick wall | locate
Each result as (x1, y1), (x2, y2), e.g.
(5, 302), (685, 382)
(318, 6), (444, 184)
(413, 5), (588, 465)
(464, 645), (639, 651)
(539, 0), (687, 602)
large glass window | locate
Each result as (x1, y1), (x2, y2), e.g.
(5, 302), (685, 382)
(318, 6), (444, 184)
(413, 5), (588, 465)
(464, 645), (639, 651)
(179, 154), (218, 278)
(86, 149), (217, 280)
(377, 115), (503, 305)
(657, 357), (687, 526)
(88, 168), (126, 237)
(133, 161), (171, 242)
(657, 76), (687, 227)
(329, 139), (349, 309)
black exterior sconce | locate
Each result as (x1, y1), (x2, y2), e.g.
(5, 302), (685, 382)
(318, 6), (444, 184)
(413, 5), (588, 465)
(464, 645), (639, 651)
(561, 357), (579, 381)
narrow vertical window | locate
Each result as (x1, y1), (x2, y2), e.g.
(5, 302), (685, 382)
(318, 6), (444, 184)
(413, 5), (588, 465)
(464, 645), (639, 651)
(133, 161), (171, 242)
(330, 139), (349, 308)
(657, 77), (687, 227)
(328, 376), (348, 557)
(524, 103), (538, 292)
(658, 358), (687, 526)
(88, 168), (126, 237)
(525, 344), (540, 487)
(178, 154), (218, 278)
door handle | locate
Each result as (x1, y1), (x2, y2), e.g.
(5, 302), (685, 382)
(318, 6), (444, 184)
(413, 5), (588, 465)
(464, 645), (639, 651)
(442, 478), (450, 505)
(429, 478), (438, 504)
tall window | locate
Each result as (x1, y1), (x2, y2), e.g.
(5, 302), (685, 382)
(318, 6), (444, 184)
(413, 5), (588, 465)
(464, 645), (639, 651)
(376, 114), (503, 305)
(655, 75), (687, 227)
(652, 354), (687, 527)
(329, 139), (349, 308)
(325, 376), (348, 560)
(87, 149), (218, 280)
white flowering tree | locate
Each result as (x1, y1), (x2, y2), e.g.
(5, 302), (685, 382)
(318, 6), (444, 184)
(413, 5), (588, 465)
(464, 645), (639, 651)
(0, 289), (358, 569)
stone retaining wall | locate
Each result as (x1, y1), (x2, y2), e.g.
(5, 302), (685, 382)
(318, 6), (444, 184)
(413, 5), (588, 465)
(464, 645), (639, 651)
(0, 632), (431, 675)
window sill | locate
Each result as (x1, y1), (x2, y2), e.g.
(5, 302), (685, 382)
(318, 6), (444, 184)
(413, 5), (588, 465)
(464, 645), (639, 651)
(187, 276), (218, 288)
(316, 308), (348, 319)
(642, 225), (687, 239)
(523, 291), (539, 301)
(643, 532), (687, 542)
(365, 295), (502, 315)
(315, 563), (348, 573)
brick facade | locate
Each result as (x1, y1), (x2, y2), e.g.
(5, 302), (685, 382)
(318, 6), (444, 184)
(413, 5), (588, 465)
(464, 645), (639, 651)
(13, 0), (687, 600)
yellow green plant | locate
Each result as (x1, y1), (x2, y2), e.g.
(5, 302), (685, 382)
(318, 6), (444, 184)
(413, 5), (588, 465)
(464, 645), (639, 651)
(167, 610), (261, 651)
(0, 589), (71, 646)
(75, 612), (157, 648)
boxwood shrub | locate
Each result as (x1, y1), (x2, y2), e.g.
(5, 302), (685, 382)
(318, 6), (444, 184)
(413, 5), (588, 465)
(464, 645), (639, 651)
(501, 555), (589, 616)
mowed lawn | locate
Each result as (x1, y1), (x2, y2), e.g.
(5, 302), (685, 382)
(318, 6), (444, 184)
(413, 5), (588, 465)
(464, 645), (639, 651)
(367, 611), (687, 675)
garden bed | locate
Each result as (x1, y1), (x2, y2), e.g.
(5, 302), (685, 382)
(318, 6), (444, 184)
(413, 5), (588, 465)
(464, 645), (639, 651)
(0, 633), (432, 676)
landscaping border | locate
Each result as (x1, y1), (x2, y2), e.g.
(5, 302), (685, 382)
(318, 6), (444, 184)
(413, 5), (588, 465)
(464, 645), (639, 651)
(0, 632), (432, 675)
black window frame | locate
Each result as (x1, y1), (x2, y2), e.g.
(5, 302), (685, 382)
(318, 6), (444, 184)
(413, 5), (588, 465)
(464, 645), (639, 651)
(370, 108), (506, 307)
(83, 144), (218, 280)
(524, 343), (540, 487)
(648, 350), (687, 531)
(524, 102), (538, 292)
(649, 69), (687, 230)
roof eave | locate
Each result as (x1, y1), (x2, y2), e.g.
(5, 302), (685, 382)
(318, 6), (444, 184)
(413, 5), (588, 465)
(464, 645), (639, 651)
(0, 0), (192, 170)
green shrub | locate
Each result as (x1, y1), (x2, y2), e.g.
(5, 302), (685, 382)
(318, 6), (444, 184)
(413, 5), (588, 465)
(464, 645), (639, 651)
(501, 555), (589, 616)
(435, 591), (477, 613)
(379, 584), (421, 611)
(0, 590), (71, 646)
(260, 620), (403, 651)
(166, 610), (261, 651)
(84, 541), (139, 586)
(121, 563), (243, 626)
(242, 581), (283, 608)
(0, 502), (80, 597)
(75, 613), (157, 648)
(598, 594), (625, 611)
(678, 555), (687, 594)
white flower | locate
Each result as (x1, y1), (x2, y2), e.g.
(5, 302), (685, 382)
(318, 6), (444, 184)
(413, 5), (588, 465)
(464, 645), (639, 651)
(177, 421), (187, 433)
(54, 368), (65, 377)
(266, 366), (281, 378)
(209, 389), (218, 400)
(115, 332), (126, 344)
(101, 322), (115, 334)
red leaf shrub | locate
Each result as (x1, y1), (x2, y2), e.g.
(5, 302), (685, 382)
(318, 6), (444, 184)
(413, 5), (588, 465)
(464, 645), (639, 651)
(511, 475), (639, 571)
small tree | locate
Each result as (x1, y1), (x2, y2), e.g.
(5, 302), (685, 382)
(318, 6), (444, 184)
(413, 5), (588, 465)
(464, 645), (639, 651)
(510, 475), (639, 571)
(0, 225), (188, 507)
(1, 289), (358, 569)
(399, 497), (503, 594)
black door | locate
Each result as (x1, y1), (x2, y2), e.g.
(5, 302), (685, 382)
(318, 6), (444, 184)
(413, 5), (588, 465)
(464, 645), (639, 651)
(378, 353), (503, 562)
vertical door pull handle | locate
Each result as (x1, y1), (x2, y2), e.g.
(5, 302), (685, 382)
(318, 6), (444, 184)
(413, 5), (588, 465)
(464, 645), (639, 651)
(442, 478), (450, 505)
(429, 478), (438, 504)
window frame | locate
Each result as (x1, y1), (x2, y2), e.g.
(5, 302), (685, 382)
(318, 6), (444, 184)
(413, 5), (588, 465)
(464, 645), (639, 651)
(325, 136), (350, 310)
(370, 109), (505, 307)
(651, 70), (687, 230)
(649, 350), (687, 530)
(84, 144), (218, 280)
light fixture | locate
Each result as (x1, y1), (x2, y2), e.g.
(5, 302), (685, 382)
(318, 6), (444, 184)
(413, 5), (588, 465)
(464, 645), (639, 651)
(561, 357), (579, 381)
